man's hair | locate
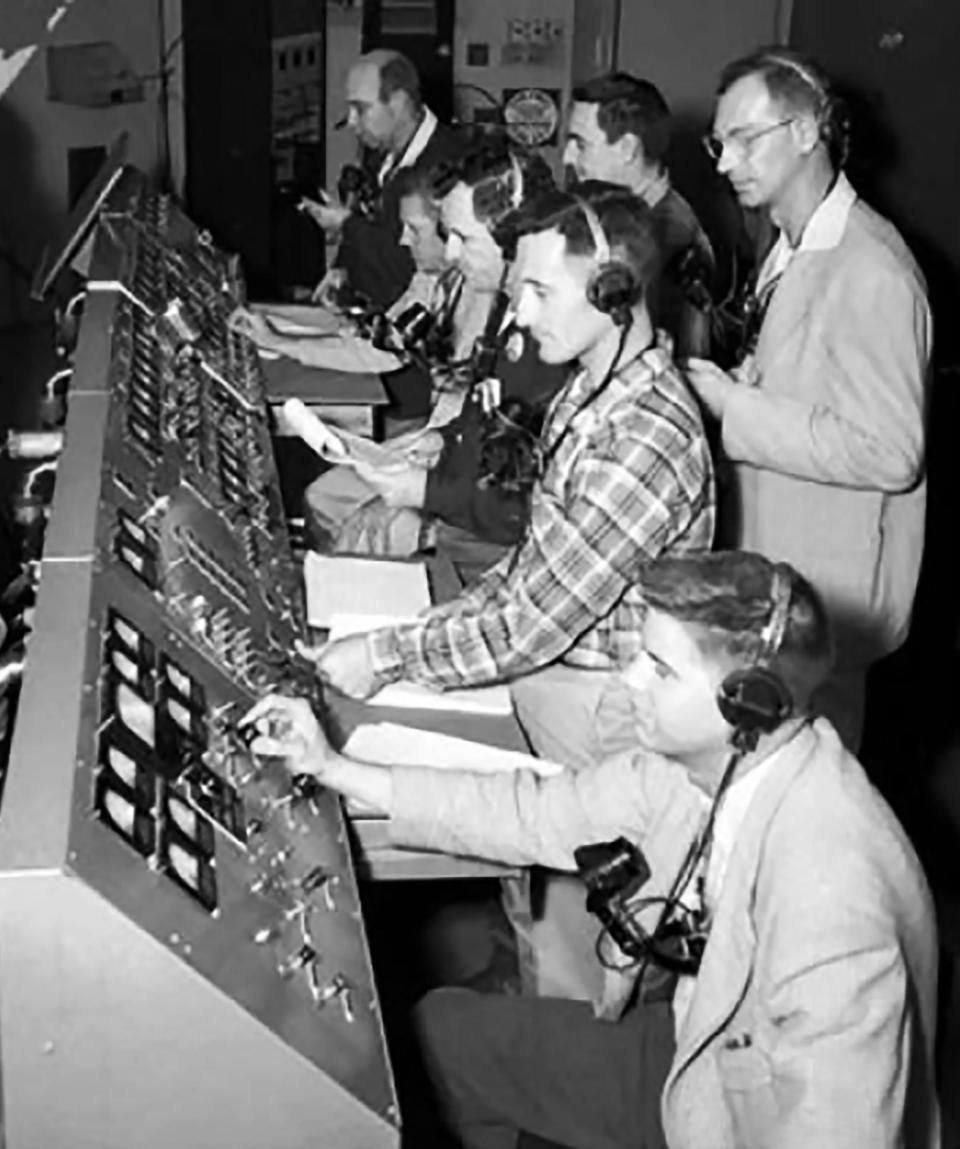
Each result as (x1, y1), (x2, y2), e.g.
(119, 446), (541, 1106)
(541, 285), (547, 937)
(393, 166), (440, 216)
(571, 72), (672, 165)
(512, 180), (662, 295)
(431, 142), (556, 253)
(717, 47), (849, 166)
(372, 50), (421, 109)
(639, 551), (834, 711)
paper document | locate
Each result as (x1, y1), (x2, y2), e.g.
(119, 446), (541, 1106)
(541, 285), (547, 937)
(280, 399), (398, 470)
(344, 722), (562, 777)
(250, 301), (344, 337)
(327, 611), (513, 715)
(304, 554), (430, 628)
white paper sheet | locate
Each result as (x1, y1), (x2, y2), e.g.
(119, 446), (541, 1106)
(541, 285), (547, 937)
(304, 555), (430, 629)
(343, 722), (562, 777)
(279, 400), (400, 470)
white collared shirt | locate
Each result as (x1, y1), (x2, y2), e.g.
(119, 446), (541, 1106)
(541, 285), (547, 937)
(756, 172), (857, 296)
(378, 107), (438, 185)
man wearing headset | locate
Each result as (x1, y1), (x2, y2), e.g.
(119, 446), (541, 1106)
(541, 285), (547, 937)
(685, 49), (932, 753)
(302, 145), (567, 579)
(307, 181), (714, 776)
(244, 551), (939, 1149)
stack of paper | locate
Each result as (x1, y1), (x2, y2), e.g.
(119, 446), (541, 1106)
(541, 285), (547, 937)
(304, 554), (430, 628)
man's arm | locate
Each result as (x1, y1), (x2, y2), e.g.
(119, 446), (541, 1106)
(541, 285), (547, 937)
(722, 261), (932, 490)
(385, 749), (698, 868)
(367, 416), (709, 689)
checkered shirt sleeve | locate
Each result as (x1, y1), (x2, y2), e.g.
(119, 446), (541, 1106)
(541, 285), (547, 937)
(366, 354), (714, 689)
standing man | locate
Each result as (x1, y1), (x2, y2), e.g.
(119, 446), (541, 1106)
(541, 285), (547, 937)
(564, 73), (716, 356)
(304, 49), (464, 415)
(685, 49), (932, 752)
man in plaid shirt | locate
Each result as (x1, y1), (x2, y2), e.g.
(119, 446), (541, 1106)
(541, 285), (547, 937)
(315, 183), (713, 733)
(313, 181), (715, 999)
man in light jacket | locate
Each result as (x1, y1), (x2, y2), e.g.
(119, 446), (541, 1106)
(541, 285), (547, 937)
(686, 49), (932, 752)
(244, 549), (939, 1149)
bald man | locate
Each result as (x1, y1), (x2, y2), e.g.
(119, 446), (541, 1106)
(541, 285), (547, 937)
(303, 50), (465, 416)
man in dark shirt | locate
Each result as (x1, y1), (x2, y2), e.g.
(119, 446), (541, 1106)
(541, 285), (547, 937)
(303, 48), (464, 414)
(312, 145), (567, 584)
(564, 72), (716, 356)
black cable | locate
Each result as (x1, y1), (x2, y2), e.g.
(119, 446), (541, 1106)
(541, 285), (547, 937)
(538, 317), (636, 474)
(595, 746), (745, 978)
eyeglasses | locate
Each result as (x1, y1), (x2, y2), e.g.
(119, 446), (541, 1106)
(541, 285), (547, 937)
(702, 117), (795, 163)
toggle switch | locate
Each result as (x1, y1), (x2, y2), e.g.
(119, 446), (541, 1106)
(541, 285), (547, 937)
(277, 943), (317, 979)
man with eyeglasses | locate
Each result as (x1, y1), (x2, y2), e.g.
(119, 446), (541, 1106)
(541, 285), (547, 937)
(243, 550), (939, 1149)
(685, 48), (932, 753)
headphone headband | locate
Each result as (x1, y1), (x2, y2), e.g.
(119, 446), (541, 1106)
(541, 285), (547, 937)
(508, 153), (524, 211)
(757, 51), (828, 104)
(575, 197), (611, 265)
(758, 566), (791, 663)
(716, 564), (795, 747)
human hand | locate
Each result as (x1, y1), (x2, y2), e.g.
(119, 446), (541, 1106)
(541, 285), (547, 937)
(683, 358), (737, 420)
(240, 693), (338, 778)
(354, 458), (428, 509)
(298, 635), (382, 700)
(228, 306), (274, 346)
(299, 189), (351, 233)
(310, 268), (347, 307)
(399, 430), (445, 468)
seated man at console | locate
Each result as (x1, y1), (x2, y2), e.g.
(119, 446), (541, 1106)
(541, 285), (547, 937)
(305, 144), (566, 581)
(309, 181), (714, 767)
(230, 165), (472, 378)
(244, 551), (940, 1149)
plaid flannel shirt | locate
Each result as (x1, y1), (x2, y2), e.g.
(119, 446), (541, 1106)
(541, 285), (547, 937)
(367, 345), (715, 689)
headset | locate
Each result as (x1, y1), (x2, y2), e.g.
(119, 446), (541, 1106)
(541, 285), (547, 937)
(754, 49), (849, 167)
(716, 564), (794, 749)
(576, 197), (643, 327)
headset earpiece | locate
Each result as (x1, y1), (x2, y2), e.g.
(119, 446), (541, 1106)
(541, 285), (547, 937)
(577, 198), (642, 327)
(716, 566), (795, 747)
(717, 666), (792, 738)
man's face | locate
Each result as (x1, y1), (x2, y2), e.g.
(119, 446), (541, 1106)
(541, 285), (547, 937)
(344, 62), (397, 150)
(620, 609), (730, 778)
(710, 73), (806, 210)
(562, 101), (633, 187)
(512, 229), (610, 364)
(399, 193), (447, 273)
(439, 183), (504, 290)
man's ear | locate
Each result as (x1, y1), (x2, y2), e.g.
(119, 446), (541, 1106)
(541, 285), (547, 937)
(616, 131), (644, 166)
(792, 112), (821, 156)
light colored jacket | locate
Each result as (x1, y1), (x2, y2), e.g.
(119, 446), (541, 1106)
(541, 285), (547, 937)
(390, 719), (940, 1148)
(721, 184), (932, 667)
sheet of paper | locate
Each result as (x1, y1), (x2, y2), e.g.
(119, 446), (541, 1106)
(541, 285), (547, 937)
(343, 722), (562, 777)
(279, 400), (400, 470)
(250, 301), (344, 336)
(327, 613), (513, 715)
(304, 555), (430, 628)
